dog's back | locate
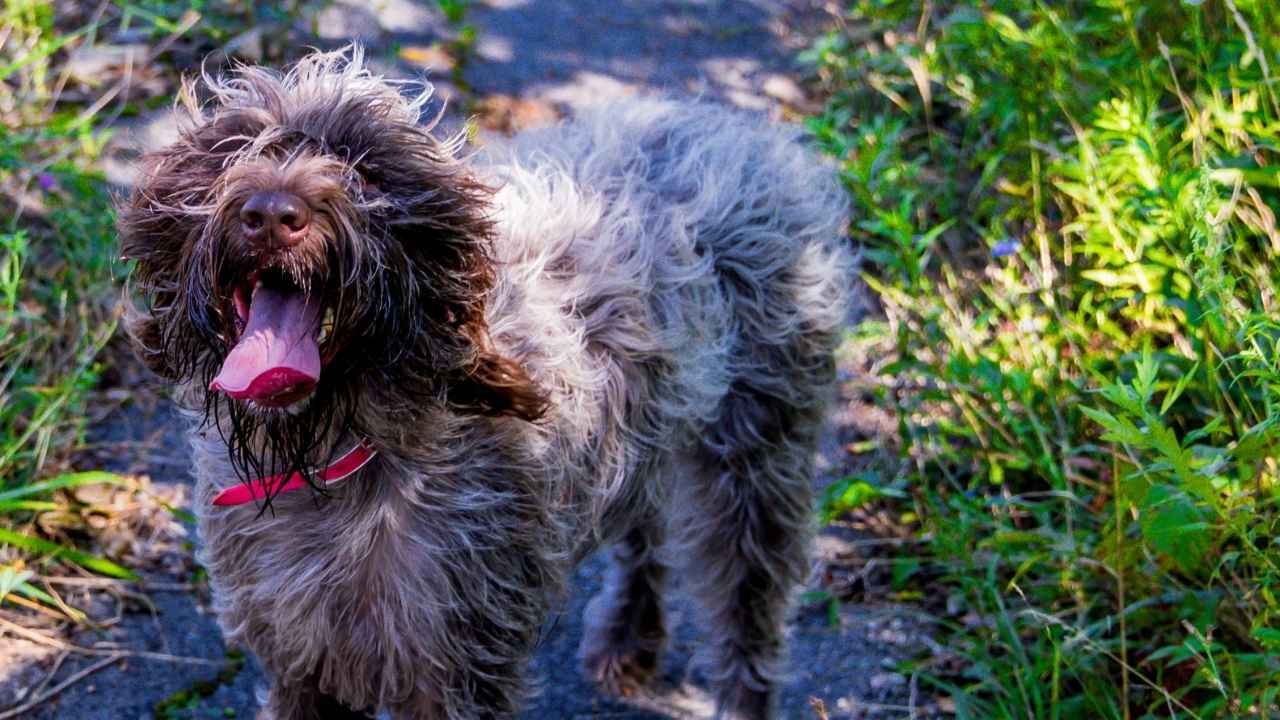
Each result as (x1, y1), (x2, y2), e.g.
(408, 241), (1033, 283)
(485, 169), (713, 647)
(481, 97), (854, 514)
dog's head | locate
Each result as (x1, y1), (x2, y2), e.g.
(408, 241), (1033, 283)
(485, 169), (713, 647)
(119, 48), (545, 482)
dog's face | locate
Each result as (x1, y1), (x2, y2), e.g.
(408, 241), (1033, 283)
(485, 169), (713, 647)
(119, 49), (544, 483)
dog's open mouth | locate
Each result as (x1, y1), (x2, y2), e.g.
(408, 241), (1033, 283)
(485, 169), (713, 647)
(210, 267), (323, 408)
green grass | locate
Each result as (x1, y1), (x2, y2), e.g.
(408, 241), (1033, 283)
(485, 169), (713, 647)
(152, 649), (247, 719)
(806, 1), (1280, 717)
(0, 0), (181, 612)
(436, 0), (477, 98)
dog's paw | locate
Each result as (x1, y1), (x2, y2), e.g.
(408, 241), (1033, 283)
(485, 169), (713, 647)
(713, 683), (774, 720)
(581, 634), (663, 698)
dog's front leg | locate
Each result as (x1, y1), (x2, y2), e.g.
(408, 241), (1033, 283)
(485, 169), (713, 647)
(387, 528), (557, 720)
(380, 608), (544, 720)
(259, 672), (373, 720)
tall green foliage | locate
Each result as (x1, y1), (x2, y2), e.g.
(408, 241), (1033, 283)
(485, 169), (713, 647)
(0, 1), (137, 588)
(807, 1), (1280, 716)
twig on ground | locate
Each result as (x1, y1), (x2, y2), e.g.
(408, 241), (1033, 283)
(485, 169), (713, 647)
(28, 649), (68, 703)
(41, 0), (113, 118)
(0, 616), (218, 666)
(848, 700), (918, 714)
(37, 578), (87, 624)
(2, 593), (70, 623)
(0, 653), (123, 720)
(40, 576), (194, 593)
(831, 537), (924, 548)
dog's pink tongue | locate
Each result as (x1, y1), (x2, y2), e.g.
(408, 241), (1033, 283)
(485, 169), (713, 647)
(211, 286), (322, 408)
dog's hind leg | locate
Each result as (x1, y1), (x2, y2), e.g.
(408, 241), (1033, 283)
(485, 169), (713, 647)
(580, 520), (669, 696)
(673, 383), (821, 720)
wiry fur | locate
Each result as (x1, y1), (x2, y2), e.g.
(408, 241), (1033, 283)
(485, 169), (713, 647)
(120, 48), (855, 720)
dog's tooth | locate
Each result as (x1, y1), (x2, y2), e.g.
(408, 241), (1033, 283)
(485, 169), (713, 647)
(317, 308), (335, 343)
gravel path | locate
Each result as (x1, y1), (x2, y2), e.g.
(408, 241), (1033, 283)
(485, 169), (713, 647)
(1, 2), (929, 718)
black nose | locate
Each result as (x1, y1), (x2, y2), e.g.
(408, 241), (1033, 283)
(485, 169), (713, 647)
(240, 191), (311, 247)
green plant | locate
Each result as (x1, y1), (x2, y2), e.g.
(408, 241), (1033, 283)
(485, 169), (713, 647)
(806, 0), (1280, 716)
(0, 1), (159, 606)
(436, 0), (476, 97)
(153, 649), (247, 719)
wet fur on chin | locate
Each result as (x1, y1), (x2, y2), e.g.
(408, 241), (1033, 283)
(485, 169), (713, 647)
(120, 47), (858, 720)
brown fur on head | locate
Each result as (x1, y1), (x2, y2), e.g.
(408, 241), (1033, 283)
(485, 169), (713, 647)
(118, 48), (547, 487)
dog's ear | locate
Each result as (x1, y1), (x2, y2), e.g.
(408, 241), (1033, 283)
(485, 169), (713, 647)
(122, 297), (180, 379)
(364, 141), (549, 422)
(117, 107), (245, 384)
(449, 333), (549, 422)
(117, 153), (191, 382)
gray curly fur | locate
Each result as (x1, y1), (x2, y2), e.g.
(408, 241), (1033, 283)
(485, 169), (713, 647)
(126, 48), (855, 720)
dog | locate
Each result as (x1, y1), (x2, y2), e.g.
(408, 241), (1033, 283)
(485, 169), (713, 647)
(119, 48), (854, 720)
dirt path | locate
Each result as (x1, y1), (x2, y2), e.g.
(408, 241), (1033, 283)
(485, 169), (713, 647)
(1, 2), (929, 718)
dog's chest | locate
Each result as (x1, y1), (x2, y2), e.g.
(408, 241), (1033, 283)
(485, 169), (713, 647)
(199, 472), (451, 652)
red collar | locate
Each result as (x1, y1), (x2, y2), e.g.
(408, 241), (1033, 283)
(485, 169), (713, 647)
(211, 440), (378, 507)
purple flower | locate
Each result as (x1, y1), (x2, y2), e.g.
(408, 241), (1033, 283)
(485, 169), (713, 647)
(36, 173), (57, 193)
(991, 240), (1020, 258)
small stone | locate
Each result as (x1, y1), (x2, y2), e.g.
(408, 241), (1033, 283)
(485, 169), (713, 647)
(400, 44), (454, 71)
(869, 672), (906, 690)
(762, 73), (807, 106)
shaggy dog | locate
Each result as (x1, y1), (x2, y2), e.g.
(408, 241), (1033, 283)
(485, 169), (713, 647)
(119, 48), (853, 720)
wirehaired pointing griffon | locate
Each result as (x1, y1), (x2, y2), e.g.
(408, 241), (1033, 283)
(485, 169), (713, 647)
(119, 48), (854, 720)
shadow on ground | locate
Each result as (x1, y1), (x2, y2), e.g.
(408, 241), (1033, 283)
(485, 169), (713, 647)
(315, 0), (823, 111)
